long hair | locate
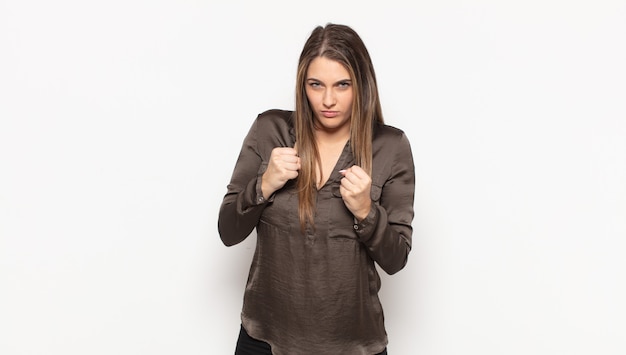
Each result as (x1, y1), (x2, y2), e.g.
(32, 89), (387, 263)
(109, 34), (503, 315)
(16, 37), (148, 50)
(294, 23), (384, 230)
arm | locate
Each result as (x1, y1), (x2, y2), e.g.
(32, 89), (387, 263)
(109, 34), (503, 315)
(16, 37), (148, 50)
(218, 113), (299, 246)
(354, 133), (415, 275)
(217, 118), (268, 246)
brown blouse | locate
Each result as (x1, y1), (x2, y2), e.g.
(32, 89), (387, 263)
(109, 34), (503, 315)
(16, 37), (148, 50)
(218, 109), (415, 354)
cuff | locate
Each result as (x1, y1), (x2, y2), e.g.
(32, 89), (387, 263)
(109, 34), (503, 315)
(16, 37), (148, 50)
(353, 204), (379, 241)
(254, 162), (274, 205)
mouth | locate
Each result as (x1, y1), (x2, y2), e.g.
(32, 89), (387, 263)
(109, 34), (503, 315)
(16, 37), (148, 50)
(321, 111), (339, 118)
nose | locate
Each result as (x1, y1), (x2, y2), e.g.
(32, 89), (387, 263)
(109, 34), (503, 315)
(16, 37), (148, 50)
(322, 88), (336, 108)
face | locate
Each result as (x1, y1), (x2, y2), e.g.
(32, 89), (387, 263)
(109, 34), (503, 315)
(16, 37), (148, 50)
(305, 56), (354, 136)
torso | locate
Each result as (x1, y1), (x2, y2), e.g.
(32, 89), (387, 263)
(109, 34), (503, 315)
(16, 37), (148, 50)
(234, 109), (412, 354)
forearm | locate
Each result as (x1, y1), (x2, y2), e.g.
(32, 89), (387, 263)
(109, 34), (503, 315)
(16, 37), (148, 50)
(354, 204), (412, 275)
(218, 177), (268, 246)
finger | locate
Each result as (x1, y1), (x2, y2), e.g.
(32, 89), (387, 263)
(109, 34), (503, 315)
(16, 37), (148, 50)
(340, 176), (357, 192)
(346, 165), (369, 179)
(280, 155), (300, 165)
(276, 147), (298, 156)
(284, 162), (300, 172)
(284, 170), (299, 180)
(347, 169), (372, 187)
(341, 170), (362, 185)
(281, 157), (301, 170)
(339, 183), (359, 201)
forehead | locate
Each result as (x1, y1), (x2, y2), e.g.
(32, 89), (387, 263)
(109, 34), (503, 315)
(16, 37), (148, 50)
(306, 56), (350, 80)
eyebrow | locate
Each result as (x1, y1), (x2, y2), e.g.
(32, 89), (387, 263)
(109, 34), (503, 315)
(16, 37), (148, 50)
(306, 78), (352, 84)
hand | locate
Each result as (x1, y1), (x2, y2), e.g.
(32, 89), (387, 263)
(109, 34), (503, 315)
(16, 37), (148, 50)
(261, 147), (300, 199)
(339, 165), (372, 221)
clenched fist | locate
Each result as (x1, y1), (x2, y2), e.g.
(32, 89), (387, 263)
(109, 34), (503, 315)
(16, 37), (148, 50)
(261, 147), (300, 199)
(339, 166), (372, 221)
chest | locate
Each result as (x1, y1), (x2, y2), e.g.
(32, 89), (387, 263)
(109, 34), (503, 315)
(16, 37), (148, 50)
(316, 140), (349, 189)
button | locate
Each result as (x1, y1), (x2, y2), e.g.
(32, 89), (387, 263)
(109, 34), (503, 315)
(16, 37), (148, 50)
(257, 197), (265, 203)
(353, 224), (359, 230)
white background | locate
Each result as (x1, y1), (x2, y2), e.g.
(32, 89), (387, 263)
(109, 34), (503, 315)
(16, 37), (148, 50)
(1, 1), (625, 354)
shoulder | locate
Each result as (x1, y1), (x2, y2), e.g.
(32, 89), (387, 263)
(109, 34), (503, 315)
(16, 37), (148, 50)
(250, 109), (296, 152)
(372, 122), (413, 162)
(255, 109), (294, 128)
(373, 122), (409, 143)
(372, 122), (415, 183)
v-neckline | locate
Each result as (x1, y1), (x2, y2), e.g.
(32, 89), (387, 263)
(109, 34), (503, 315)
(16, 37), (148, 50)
(316, 141), (352, 190)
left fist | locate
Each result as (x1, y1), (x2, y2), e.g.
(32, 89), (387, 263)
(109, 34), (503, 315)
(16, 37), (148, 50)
(339, 165), (372, 222)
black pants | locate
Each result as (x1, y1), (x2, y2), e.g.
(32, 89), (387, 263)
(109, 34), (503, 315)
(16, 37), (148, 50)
(235, 325), (388, 355)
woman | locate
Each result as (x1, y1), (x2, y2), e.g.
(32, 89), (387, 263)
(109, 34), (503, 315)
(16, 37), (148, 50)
(218, 23), (415, 355)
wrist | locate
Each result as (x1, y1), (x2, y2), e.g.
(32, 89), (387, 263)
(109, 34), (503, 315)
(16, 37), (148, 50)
(260, 179), (273, 200)
(354, 202), (372, 222)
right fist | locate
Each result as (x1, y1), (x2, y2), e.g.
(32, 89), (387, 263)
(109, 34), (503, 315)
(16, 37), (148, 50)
(261, 147), (300, 199)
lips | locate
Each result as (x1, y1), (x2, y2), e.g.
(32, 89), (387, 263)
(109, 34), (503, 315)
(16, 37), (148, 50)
(321, 111), (339, 118)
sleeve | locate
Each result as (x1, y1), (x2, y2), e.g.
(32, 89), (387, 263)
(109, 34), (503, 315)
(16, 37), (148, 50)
(353, 132), (415, 274)
(217, 117), (272, 246)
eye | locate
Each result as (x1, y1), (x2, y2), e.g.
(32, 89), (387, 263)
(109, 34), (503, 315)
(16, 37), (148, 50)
(307, 80), (322, 89)
(337, 80), (352, 88)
